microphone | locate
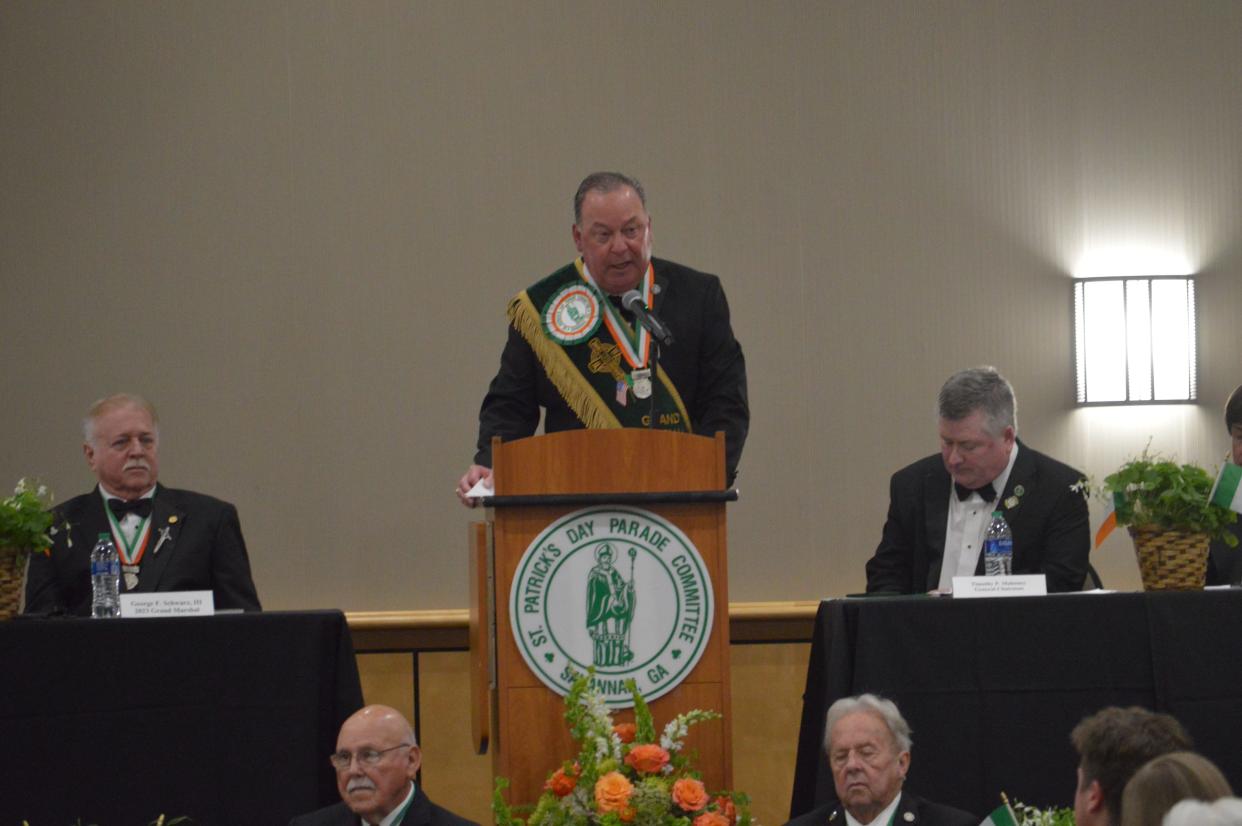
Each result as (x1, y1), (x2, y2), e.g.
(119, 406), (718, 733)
(621, 290), (675, 346)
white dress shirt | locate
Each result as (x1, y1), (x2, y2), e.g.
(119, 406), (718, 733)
(937, 444), (1018, 593)
(843, 791), (903, 826)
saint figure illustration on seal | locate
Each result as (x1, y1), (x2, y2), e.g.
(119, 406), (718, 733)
(585, 542), (637, 666)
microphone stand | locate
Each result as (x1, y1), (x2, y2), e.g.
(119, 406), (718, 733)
(648, 339), (660, 429)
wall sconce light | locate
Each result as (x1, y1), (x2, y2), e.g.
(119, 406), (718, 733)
(1074, 276), (1197, 404)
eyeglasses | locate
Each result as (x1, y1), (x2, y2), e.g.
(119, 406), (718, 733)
(329, 743), (412, 770)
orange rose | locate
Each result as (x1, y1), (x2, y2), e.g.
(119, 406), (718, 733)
(695, 813), (731, 826)
(672, 778), (709, 812)
(595, 771), (635, 814)
(613, 722), (637, 743)
(545, 764), (579, 797)
(624, 743), (670, 774)
(713, 796), (737, 821)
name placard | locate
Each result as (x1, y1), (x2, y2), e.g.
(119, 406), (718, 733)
(952, 574), (1047, 598)
(119, 590), (215, 618)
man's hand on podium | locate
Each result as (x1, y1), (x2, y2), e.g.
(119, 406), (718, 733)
(457, 464), (493, 508)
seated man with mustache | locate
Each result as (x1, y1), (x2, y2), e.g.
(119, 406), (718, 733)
(291, 705), (478, 826)
(23, 393), (261, 615)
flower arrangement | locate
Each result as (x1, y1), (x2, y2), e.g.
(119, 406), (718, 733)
(493, 671), (751, 826)
(0, 478), (57, 558)
(1100, 449), (1238, 545)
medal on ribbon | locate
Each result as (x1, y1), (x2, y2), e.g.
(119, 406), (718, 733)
(106, 507), (152, 589)
(579, 259), (655, 401)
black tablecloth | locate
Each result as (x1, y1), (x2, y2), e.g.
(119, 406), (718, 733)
(0, 610), (364, 826)
(790, 591), (1242, 820)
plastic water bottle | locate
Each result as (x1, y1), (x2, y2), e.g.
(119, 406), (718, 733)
(90, 532), (120, 618)
(983, 511), (1013, 576)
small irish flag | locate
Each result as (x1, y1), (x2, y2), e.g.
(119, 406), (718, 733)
(979, 804), (1019, 826)
(1209, 463), (1242, 514)
(1094, 491), (1124, 549)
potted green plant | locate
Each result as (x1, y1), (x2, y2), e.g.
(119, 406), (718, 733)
(0, 478), (56, 620)
(1101, 450), (1239, 590)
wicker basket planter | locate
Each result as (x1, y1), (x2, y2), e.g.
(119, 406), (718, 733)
(1128, 525), (1210, 591)
(0, 547), (26, 620)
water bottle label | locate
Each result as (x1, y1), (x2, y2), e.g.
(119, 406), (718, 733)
(91, 560), (110, 576)
(984, 538), (1013, 555)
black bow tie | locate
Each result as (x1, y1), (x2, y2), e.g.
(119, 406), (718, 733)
(954, 482), (997, 503)
(108, 498), (152, 519)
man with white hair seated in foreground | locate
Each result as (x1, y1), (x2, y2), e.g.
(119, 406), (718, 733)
(784, 694), (976, 826)
(290, 705), (478, 826)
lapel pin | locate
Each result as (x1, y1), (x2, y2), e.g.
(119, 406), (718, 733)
(153, 525), (174, 556)
(1005, 496), (1020, 509)
(903, 813), (915, 823)
(168, 515), (178, 524)
(1014, 485), (1025, 497)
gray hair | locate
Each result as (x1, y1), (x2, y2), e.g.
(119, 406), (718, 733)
(83, 393), (160, 444)
(1162, 798), (1242, 826)
(573, 171), (647, 224)
(824, 693), (912, 754)
(938, 366), (1017, 437)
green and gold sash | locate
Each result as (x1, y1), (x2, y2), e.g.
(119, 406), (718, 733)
(509, 259), (692, 432)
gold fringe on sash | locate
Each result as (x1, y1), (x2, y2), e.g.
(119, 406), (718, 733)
(507, 293), (623, 430)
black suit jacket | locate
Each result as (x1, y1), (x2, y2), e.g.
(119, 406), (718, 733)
(288, 788), (479, 826)
(1206, 520), (1242, 585)
(473, 257), (750, 483)
(23, 484), (261, 615)
(865, 442), (1090, 594)
(783, 791), (977, 826)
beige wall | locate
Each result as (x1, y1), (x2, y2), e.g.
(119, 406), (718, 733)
(3, 1), (1241, 608)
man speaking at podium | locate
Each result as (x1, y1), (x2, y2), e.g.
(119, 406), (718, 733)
(457, 172), (749, 505)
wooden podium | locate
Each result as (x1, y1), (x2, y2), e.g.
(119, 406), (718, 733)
(469, 429), (735, 804)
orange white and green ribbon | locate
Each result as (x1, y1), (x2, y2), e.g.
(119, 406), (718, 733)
(578, 258), (654, 373)
(105, 508), (152, 567)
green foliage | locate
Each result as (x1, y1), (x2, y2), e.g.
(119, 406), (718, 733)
(628, 679), (657, 744)
(1012, 800), (1075, 826)
(494, 777), (524, 826)
(0, 479), (57, 557)
(1102, 449), (1238, 545)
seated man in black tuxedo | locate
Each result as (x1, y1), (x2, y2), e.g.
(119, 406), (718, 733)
(23, 393), (261, 614)
(1206, 383), (1242, 585)
(784, 694), (976, 826)
(865, 366), (1090, 594)
(291, 705), (478, 826)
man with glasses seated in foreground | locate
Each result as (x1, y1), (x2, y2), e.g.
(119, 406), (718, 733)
(290, 705), (478, 826)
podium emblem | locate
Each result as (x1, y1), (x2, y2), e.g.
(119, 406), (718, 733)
(509, 506), (714, 708)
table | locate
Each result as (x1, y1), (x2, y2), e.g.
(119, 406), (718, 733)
(789, 591), (1242, 819)
(0, 610), (363, 826)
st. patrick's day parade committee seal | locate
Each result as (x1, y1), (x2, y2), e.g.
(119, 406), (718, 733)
(509, 506), (714, 708)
